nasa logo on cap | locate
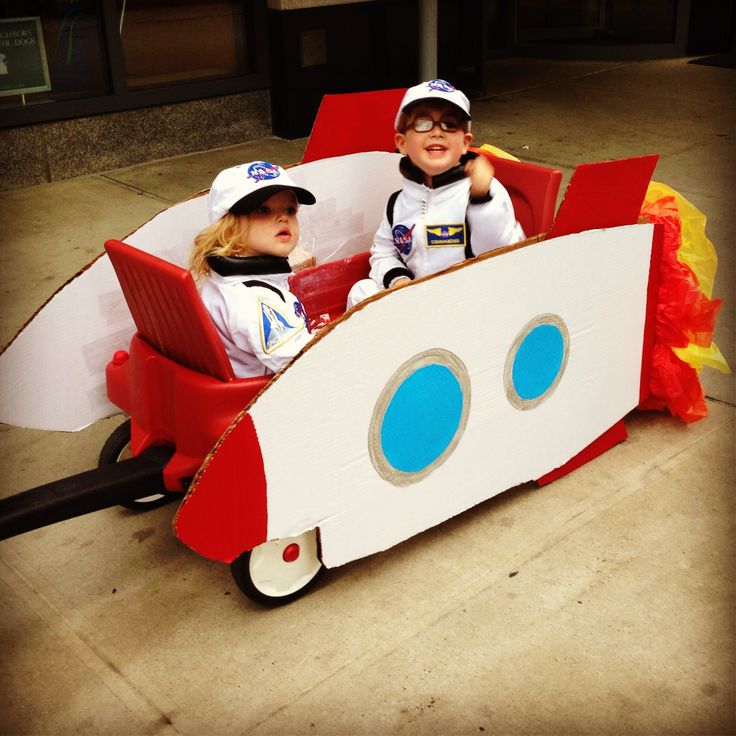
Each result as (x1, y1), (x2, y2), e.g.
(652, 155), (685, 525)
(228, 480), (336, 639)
(395, 79), (471, 130)
(247, 161), (281, 183)
(207, 160), (316, 223)
(427, 79), (457, 94)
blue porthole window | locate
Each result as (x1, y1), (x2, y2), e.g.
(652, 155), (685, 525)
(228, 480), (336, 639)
(369, 349), (471, 485)
(505, 314), (569, 410)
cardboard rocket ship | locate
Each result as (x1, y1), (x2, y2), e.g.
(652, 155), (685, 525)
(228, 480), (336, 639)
(0, 89), (667, 603)
(174, 220), (660, 572)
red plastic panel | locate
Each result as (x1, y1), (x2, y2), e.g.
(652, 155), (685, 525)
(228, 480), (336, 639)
(301, 88), (407, 163)
(548, 154), (659, 239)
(174, 413), (268, 562)
(536, 419), (628, 486)
(289, 251), (371, 326)
(106, 335), (269, 490)
(105, 239), (235, 382)
(471, 148), (562, 237)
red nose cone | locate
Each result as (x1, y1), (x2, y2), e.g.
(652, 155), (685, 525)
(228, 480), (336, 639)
(174, 413), (267, 562)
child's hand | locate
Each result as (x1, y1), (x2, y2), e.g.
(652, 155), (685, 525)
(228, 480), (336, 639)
(390, 276), (411, 289)
(465, 155), (495, 199)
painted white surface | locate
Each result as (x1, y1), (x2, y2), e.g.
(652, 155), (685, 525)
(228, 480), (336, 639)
(0, 153), (402, 431)
(0, 255), (130, 432)
(288, 152), (402, 264)
(247, 224), (654, 568)
(0, 196), (206, 432)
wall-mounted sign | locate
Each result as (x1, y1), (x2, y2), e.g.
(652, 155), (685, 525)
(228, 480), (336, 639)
(0, 17), (51, 97)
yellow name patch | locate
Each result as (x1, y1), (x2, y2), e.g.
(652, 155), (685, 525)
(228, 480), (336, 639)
(425, 223), (466, 247)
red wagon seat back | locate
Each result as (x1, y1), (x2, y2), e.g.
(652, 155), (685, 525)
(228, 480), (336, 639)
(105, 239), (236, 382)
(289, 251), (370, 327)
(302, 88), (407, 163)
(472, 148), (563, 237)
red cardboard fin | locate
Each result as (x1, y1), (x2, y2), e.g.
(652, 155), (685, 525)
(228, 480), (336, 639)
(174, 413), (268, 563)
(536, 419), (628, 486)
(302, 88), (407, 163)
(548, 154), (659, 239)
(471, 148), (563, 236)
(639, 222), (665, 405)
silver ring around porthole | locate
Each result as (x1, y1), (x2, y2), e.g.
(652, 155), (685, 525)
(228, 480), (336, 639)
(368, 348), (471, 486)
(504, 314), (570, 411)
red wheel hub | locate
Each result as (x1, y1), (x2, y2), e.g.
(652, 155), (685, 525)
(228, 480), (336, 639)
(282, 543), (301, 563)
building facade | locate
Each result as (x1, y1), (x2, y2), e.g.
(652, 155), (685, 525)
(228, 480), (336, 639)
(1, 0), (733, 190)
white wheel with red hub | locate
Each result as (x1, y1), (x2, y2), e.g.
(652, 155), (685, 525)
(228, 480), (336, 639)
(230, 529), (324, 606)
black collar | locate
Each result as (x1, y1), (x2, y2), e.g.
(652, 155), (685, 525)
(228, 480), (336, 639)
(399, 151), (477, 189)
(206, 255), (292, 277)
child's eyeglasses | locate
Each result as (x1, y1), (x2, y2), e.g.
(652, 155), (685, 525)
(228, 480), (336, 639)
(408, 116), (463, 133)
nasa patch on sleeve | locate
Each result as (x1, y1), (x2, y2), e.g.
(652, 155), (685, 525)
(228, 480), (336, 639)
(393, 224), (414, 255)
(260, 300), (303, 353)
(425, 223), (466, 248)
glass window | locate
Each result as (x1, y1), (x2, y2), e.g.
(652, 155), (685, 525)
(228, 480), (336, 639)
(1, 0), (264, 124)
(116, 0), (253, 89)
(608, 0), (677, 44)
(0, 0), (110, 108)
(517, 0), (678, 45)
(486, 0), (510, 51)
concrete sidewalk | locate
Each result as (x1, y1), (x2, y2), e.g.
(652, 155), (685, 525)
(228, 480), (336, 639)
(0, 58), (734, 735)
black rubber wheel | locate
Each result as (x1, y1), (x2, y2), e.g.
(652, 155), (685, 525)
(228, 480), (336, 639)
(230, 530), (325, 606)
(98, 419), (175, 511)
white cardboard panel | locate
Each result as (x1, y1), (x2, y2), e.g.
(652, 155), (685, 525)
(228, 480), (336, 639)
(246, 224), (653, 568)
(0, 255), (133, 431)
(0, 153), (402, 431)
(124, 194), (209, 267)
(0, 196), (207, 431)
(288, 152), (402, 263)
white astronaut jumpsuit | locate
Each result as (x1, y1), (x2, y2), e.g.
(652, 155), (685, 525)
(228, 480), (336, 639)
(200, 255), (313, 378)
(348, 153), (525, 306)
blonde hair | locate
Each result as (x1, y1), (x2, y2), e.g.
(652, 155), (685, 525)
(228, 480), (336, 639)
(190, 213), (249, 279)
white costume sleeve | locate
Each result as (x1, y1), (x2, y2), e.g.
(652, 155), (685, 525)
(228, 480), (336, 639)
(368, 213), (413, 289)
(467, 178), (526, 256)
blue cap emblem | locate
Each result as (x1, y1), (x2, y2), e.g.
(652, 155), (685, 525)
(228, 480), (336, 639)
(392, 224), (414, 256)
(427, 79), (456, 93)
(247, 161), (281, 182)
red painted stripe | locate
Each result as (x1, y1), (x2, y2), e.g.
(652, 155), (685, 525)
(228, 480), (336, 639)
(536, 419), (628, 487)
(174, 413), (268, 562)
(639, 222), (664, 405)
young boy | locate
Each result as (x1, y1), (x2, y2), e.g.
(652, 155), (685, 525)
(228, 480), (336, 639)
(190, 161), (317, 378)
(347, 79), (525, 306)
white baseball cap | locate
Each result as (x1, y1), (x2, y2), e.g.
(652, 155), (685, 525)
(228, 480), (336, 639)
(208, 161), (316, 223)
(394, 79), (471, 129)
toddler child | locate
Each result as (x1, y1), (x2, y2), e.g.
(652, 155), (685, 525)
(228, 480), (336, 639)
(191, 161), (316, 378)
(347, 79), (525, 306)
